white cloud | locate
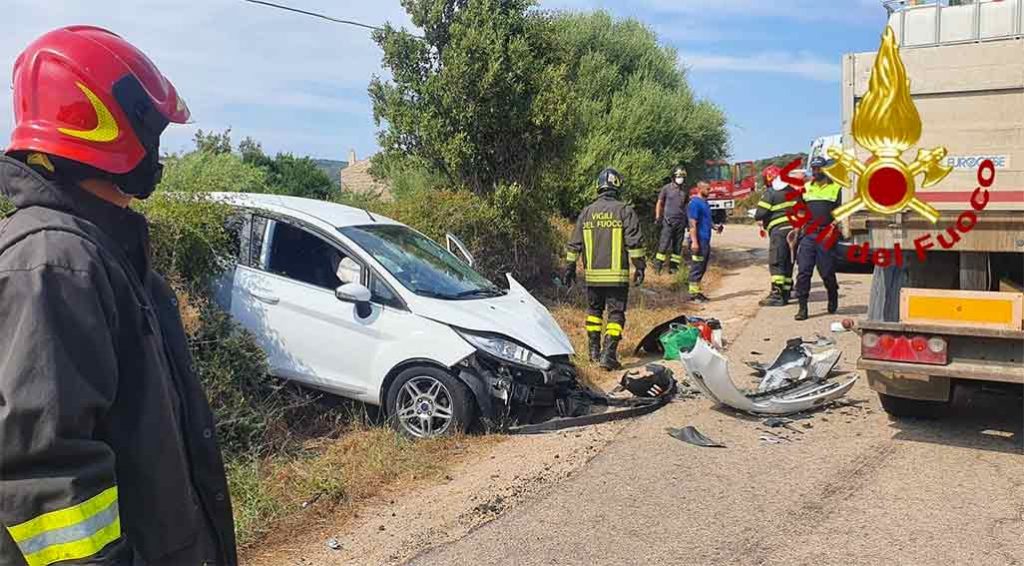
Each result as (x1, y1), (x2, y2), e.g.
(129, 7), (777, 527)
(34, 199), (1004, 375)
(680, 51), (840, 82)
(0, 0), (412, 159)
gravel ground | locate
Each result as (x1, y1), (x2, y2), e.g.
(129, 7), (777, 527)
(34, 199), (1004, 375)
(248, 226), (1024, 566)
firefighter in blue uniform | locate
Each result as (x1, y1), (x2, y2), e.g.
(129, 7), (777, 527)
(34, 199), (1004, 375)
(793, 156), (842, 321)
(564, 168), (646, 370)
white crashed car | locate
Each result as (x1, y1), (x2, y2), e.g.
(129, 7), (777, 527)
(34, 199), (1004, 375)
(209, 193), (577, 438)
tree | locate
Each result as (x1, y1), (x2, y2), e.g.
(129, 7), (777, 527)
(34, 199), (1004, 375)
(158, 151), (271, 195)
(238, 137), (334, 200)
(370, 0), (575, 195)
(194, 128), (234, 154)
(541, 11), (729, 213)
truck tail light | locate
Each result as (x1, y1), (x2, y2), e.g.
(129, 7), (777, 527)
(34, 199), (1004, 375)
(862, 332), (948, 365)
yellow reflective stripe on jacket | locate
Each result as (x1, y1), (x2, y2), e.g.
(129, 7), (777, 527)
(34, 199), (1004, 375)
(584, 269), (630, 284)
(583, 228), (594, 269)
(7, 486), (121, 566)
(757, 200), (773, 210)
(766, 201), (796, 212)
(628, 248), (645, 259)
(767, 215), (792, 230)
(611, 227), (623, 272)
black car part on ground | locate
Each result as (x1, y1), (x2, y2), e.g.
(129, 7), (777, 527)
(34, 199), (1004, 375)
(667, 426), (726, 448)
(456, 351), (676, 435)
(634, 315), (722, 356)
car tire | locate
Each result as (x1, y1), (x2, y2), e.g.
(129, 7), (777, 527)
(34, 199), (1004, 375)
(386, 366), (476, 439)
(878, 392), (950, 419)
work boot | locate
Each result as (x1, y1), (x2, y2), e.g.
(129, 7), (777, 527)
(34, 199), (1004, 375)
(668, 264), (679, 276)
(827, 289), (839, 315)
(794, 299), (809, 321)
(599, 336), (622, 371)
(759, 285), (784, 307)
(654, 261), (663, 275)
(781, 289), (791, 305)
(587, 331), (602, 363)
(689, 293), (709, 304)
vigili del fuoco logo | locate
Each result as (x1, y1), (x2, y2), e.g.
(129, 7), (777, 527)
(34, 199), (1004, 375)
(778, 26), (998, 268)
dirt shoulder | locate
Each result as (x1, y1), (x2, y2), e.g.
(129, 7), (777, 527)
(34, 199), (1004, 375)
(244, 226), (772, 566)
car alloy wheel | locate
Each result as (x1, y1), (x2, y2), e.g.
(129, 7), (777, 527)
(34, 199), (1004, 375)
(395, 375), (455, 438)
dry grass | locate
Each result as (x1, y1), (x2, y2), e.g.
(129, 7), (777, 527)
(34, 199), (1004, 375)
(548, 266), (724, 390)
(231, 425), (500, 551)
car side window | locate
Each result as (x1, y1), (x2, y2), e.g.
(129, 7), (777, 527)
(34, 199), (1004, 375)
(223, 211), (250, 265)
(265, 220), (359, 290)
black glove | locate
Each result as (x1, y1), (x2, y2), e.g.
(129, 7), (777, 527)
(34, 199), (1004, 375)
(654, 217), (663, 227)
(631, 258), (646, 286)
(563, 263), (577, 287)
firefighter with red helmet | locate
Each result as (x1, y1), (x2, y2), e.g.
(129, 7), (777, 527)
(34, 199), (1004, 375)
(754, 165), (799, 306)
(0, 27), (237, 565)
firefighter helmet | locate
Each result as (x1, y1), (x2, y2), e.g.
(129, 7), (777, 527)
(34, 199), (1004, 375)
(809, 156), (828, 169)
(672, 166), (687, 178)
(8, 26), (189, 197)
(597, 167), (624, 192)
(762, 165), (781, 184)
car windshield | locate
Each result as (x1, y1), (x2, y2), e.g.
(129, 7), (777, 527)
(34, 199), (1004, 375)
(339, 224), (503, 300)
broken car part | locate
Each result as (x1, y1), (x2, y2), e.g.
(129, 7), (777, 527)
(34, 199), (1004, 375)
(617, 364), (676, 398)
(635, 315), (723, 356)
(680, 339), (856, 416)
(667, 426), (726, 448)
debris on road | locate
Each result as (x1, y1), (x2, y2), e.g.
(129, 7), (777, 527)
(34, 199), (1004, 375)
(326, 538), (342, 551)
(680, 338), (857, 416)
(507, 366), (677, 434)
(667, 426), (726, 448)
(634, 315), (723, 357)
(761, 417), (804, 433)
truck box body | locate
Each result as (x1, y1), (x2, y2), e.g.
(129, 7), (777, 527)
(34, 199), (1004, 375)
(844, 1), (1024, 414)
(840, 2), (1023, 253)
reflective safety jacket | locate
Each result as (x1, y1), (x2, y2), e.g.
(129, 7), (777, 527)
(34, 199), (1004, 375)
(0, 157), (236, 566)
(802, 179), (843, 234)
(566, 192), (644, 287)
(754, 183), (800, 233)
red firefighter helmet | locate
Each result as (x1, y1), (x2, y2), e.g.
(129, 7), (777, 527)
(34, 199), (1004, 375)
(762, 165), (781, 184)
(8, 26), (189, 175)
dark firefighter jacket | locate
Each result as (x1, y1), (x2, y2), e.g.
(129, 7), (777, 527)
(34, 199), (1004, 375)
(566, 192), (644, 287)
(0, 156), (237, 566)
(754, 183), (800, 233)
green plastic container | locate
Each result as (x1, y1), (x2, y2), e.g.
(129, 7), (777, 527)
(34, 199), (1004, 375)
(659, 324), (699, 361)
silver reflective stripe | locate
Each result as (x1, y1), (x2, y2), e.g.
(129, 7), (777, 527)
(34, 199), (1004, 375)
(15, 502), (119, 556)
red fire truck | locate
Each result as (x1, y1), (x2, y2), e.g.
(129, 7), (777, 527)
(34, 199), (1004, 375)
(693, 160), (757, 223)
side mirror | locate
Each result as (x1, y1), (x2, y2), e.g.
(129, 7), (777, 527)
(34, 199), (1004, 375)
(336, 283), (373, 318)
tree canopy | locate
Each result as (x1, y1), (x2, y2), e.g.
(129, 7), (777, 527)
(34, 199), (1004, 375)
(370, 3), (729, 213)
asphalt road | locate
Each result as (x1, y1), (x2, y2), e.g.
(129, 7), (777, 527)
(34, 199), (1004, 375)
(409, 241), (1024, 565)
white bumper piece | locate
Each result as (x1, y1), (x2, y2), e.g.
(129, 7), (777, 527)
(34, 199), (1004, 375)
(680, 339), (857, 415)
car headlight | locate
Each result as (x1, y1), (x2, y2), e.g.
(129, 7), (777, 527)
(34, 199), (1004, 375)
(457, 330), (552, 371)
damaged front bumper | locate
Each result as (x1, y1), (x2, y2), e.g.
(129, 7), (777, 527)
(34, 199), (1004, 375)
(456, 353), (674, 433)
(456, 351), (586, 429)
(680, 339), (856, 415)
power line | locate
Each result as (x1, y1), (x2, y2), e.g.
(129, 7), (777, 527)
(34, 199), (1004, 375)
(241, 0), (424, 39)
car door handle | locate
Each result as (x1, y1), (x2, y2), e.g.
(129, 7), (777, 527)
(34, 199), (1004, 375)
(249, 291), (280, 305)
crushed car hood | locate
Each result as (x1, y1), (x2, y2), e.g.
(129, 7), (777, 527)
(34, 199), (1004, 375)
(411, 274), (574, 357)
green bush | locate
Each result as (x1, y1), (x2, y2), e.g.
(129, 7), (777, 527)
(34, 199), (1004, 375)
(159, 151), (271, 195)
(136, 192), (236, 291)
(379, 184), (559, 288)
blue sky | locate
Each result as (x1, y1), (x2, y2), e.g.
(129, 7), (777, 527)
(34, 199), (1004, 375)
(1, 0), (890, 163)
